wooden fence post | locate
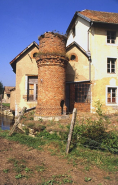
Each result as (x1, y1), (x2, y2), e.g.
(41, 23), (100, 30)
(8, 107), (27, 136)
(66, 108), (77, 154)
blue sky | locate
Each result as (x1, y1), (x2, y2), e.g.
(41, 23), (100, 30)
(0, 0), (118, 87)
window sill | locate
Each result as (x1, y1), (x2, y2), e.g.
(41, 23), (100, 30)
(106, 43), (118, 46)
(106, 73), (116, 76)
(106, 103), (117, 106)
(27, 101), (37, 103)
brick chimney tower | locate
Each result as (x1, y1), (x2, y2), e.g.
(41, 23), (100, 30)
(35, 32), (68, 118)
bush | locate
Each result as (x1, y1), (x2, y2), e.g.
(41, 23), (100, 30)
(69, 101), (118, 153)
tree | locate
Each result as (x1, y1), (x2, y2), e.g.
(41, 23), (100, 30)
(0, 81), (4, 95)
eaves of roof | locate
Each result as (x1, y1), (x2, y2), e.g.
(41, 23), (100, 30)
(66, 10), (118, 35)
(66, 41), (91, 59)
(66, 11), (92, 35)
(10, 41), (39, 73)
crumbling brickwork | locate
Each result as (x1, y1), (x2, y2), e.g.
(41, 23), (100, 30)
(36, 32), (68, 116)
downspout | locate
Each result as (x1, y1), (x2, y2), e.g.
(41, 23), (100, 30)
(87, 21), (93, 81)
(87, 22), (93, 113)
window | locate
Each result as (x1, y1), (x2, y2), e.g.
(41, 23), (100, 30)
(71, 55), (76, 61)
(70, 53), (78, 62)
(75, 83), (90, 103)
(107, 31), (116, 44)
(107, 87), (117, 104)
(28, 76), (38, 101)
(33, 52), (37, 58)
(107, 58), (116, 73)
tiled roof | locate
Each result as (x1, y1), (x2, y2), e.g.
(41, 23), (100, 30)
(78, 9), (118, 24)
(4, 86), (15, 94)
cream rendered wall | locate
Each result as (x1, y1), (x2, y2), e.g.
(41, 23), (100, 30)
(10, 90), (15, 110)
(66, 17), (90, 51)
(15, 47), (38, 115)
(66, 46), (89, 82)
(90, 26), (118, 113)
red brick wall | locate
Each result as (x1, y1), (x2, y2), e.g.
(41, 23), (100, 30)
(38, 32), (67, 55)
(74, 102), (90, 112)
(36, 32), (68, 116)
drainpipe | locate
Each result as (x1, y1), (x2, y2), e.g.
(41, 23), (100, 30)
(87, 22), (93, 113)
(87, 21), (93, 81)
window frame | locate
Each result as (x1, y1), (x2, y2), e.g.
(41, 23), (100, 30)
(107, 31), (116, 44)
(107, 58), (116, 74)
(75, 82), (91, 103)
(27, 76), (38, 101)
(106, 86), (118, 105)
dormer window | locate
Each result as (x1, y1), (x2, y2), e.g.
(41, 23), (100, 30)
(107, 31), (116, 44)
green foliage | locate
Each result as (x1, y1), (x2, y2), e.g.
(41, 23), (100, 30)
(25, 167), (31, 173)
(36, 130), (60, 140)
(27, 123), (35, 128)
(3, 169), (9, 173)
(7, 133), (45, 149)
(71, 120), (118, 153)
(84, 177), (92, 182)
(29, 116), (34, 120)
(104, 176), (111, 180)
(15, 174), (24, 179)
(0, 81), (3, 94)
(39, 118), (43, 122)
(41, 174), (73, 184)
(35, 165), (45, 172)
(67, 101), (118, 153)
(23, 127), (29, 135)
(95, 100), (103, 116)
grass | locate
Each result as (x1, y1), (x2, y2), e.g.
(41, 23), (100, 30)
(7, 157), (32, 179)
(2, 103), (10, 107)
(0, 101), (118, 174)
(0, 128), (118, 173)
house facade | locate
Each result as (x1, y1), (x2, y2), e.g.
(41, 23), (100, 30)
(3, 86), (15, 103)
(66, 10), (118, 113)
(10, 42), (39, 115)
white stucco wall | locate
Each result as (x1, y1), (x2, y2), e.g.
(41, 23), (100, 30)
(66, 17), (90, 51)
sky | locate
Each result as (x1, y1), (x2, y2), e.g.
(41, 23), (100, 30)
(0, 0), (118, 87)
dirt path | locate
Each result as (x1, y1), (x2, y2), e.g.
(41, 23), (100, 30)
(0, 137), (118, 185)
